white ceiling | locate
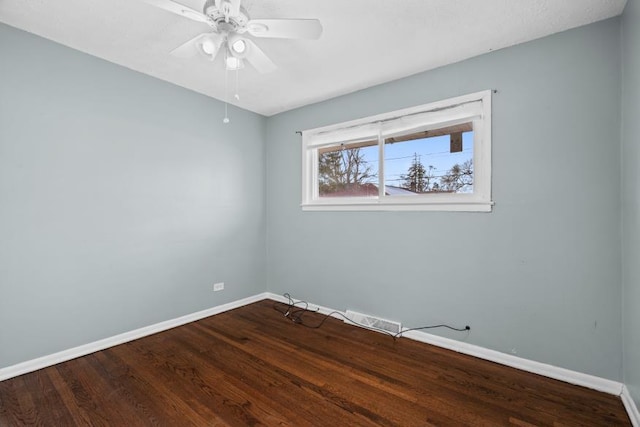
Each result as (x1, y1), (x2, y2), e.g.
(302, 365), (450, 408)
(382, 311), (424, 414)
(0, 0), (627, 116)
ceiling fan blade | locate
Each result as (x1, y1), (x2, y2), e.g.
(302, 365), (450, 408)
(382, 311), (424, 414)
(141, 0), (209, 23)
(215, 0), (241, 20)
(170, 34), (207, 58)
(229, 0), (241, 18)
(171, 33), (224, 61)
(243, 39), (277, 73)
(247, 19), (323, 39)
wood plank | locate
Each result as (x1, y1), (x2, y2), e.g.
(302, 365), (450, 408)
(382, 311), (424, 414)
(0, 299), (632, 426)
(385, 122), (473, 144)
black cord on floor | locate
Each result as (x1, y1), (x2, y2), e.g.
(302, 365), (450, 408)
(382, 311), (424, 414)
(272, 293), (470, 341)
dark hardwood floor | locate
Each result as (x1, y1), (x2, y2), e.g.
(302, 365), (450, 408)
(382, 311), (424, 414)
(0, 299), (631, 426)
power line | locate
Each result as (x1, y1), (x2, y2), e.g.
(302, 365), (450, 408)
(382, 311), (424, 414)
(342, 148), (473, 164)
(386, 174), (473, 182)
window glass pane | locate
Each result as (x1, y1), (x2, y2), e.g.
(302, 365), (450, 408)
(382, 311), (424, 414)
(302, 91), (492, 211)
(318, 140), (378, 197)
(384, 124), (474, 195)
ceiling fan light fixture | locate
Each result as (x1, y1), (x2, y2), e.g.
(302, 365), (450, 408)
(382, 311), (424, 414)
(231, 38), (246, 54)
(225, 56), (244, 70)
(201, 39), (217, 55)
(197, 34), (222, 60)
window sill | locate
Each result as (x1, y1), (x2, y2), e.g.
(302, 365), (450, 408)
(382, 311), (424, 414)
(301, 200), (494, 212)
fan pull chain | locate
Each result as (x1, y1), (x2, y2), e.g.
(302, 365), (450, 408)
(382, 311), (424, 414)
(234, 67), (240, 101)
(223, 65), (230, 124)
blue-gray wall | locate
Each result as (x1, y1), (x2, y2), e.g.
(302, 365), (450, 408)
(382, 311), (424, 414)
(622, 0), (640, 407)
(0, 23), (266, 368)
(1, 14), (634, 390)
(266, 19), (623, 380)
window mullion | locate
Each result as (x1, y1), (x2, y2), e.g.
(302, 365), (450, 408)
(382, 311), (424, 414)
(378, 129), (384, 199)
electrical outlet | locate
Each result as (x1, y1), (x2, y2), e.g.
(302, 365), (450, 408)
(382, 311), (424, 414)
(213, 282), (224, 292)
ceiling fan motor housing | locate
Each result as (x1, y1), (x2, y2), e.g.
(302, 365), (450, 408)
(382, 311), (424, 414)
(203, 0), (249, 31)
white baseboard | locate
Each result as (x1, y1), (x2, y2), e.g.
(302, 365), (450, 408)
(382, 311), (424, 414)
(622, 385), (640, 427)
(0, 292), (270, 382)
(402, 329), (623, 395)
(267, 292), (342, 318)
(267, 293), (625, 396)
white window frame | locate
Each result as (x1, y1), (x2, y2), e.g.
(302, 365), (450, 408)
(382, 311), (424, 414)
(301, 90), (493, 212)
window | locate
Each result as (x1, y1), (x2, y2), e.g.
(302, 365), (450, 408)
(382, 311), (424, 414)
(301, 91), (492, 211)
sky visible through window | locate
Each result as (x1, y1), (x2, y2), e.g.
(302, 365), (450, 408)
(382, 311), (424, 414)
(357, 132), (474, 189)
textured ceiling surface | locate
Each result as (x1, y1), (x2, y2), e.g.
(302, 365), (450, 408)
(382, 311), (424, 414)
(0, 0), (628, 116)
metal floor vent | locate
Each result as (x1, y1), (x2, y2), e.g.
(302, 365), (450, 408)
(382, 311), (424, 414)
(344, 310), (402, 334)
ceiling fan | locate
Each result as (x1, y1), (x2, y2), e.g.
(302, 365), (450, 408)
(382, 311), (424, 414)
(142, 0), (323, 73)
